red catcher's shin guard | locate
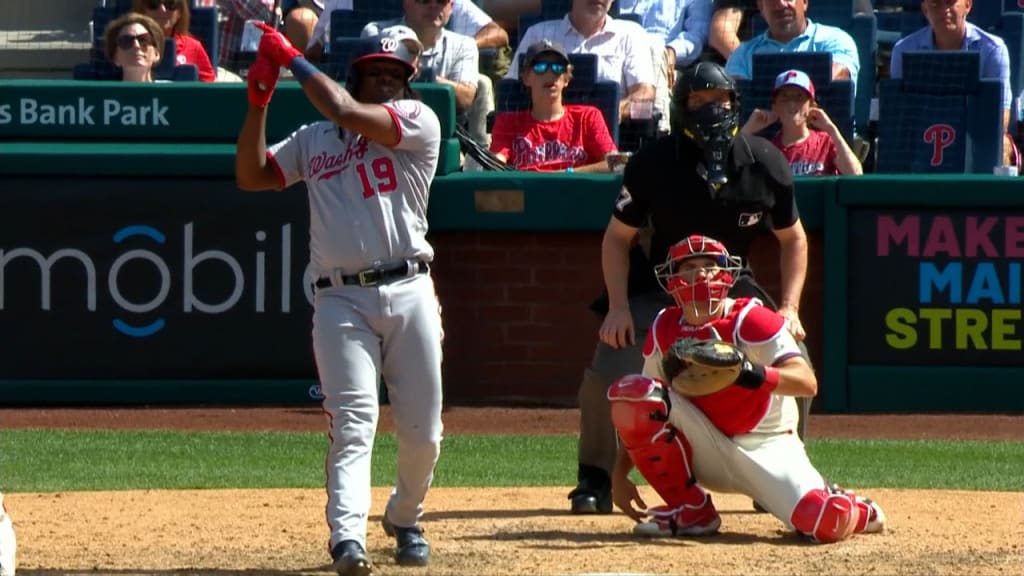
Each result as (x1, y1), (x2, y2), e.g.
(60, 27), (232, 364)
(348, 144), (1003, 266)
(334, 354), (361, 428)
(791, 487), (860, 543)
(608, 375), (708, 509)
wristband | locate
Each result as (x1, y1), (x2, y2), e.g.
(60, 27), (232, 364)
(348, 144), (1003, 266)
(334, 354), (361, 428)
(566, 166), (574, 173)
(289, 56), (320, 84)
(762, 367), (780, 392)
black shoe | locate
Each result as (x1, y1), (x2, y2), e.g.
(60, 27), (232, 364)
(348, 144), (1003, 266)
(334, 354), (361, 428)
(381, 512), (430, 566)
(330, 540), (372, 576)
(568, 464), (612, 514)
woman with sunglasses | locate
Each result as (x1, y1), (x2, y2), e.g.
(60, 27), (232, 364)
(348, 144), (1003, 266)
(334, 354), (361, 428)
(103, 13), (166, 82)
(490, 40), (617, 172)
(132, 0), (216, 81)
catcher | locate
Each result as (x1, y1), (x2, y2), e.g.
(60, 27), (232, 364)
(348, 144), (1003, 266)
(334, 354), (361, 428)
(608, 235), (886, 543)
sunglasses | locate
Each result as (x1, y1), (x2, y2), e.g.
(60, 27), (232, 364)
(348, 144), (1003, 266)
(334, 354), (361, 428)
(413, 0), (451, 6)
(531, 61), (567, 75)
(116, 32), (155, 50)
(146, 0), (180, 10)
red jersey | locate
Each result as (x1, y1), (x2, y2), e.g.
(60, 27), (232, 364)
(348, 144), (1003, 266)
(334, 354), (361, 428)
(771, 129), (838, 176)
(173, 33), (216, 82)
(489, 105), (617, 171)
(641, 297), (804, 437)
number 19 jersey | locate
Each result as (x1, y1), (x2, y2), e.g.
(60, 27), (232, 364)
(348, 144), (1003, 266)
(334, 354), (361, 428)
(268, 99), (441, 276)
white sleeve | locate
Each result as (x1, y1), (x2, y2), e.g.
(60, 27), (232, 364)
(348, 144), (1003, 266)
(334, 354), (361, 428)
(267, 124), (316, 188)
(446, 34), (480, 84)
(450, 0), (492, 37)
(622, 25), (656, 89)
(385, 100), (442, 152)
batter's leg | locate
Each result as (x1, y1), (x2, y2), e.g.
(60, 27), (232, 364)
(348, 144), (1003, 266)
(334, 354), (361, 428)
(377, 276), (444, 566)
(571, 291), (671, 514)
(314, 291), (383, 552)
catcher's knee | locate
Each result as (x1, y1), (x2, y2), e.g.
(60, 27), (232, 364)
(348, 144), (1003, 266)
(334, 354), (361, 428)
(791, 487), (859, 543)
(607, 374), (671, 444)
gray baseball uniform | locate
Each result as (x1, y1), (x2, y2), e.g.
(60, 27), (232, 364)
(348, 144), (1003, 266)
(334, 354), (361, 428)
(268, 99), (444, 550)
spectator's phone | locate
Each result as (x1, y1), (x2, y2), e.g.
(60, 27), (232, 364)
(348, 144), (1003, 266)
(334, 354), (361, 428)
(241, 20), (266, 54)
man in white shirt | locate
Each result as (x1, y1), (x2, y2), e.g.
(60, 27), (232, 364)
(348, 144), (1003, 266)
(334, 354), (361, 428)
(508, 0), (657, 125)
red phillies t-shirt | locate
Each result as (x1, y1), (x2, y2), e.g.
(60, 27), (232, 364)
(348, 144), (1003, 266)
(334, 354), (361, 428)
(490, 105), (617, 171)
(771, 129), (839, 176)
(173, 33), (216, 82)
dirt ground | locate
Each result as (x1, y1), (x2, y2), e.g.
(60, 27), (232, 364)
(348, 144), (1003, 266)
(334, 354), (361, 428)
(2, 408), (1023, 576)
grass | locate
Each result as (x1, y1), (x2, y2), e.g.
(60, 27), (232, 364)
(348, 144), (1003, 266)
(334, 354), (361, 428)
(2, 430), (1023, 493)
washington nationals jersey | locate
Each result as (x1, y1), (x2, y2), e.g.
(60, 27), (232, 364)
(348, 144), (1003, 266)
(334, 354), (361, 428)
(268, 99), (441, 276)
(641, 297), (804, 436)
(772, 129), (839, 176)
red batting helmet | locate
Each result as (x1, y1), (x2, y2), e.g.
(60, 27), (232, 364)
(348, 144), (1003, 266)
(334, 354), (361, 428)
(655, 235), (742, 315)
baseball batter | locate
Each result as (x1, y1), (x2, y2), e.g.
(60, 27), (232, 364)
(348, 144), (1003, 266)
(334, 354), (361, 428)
(609, 235), (886, 543)
(0, 492), (15, 576)
(236, 25), (443, 576)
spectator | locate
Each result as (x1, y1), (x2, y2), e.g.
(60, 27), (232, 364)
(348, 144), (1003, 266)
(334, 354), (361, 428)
(618, 0), (713, 133)
(305, 0), (508, 70)
(490, 40), (618, 172)
(722, 0), (860, 90)
(741, 69), (862, 175)
(132, 0), (216, 82)
(362, 0), (493, 147)
(890, 0), (1014, 163)
(216, 0), (275, 73)
(619, 0), (712, 69)
(283, 0), (323, 54)
(706, 0), (871, 64)
(508, 0), (657, 124)
(104, 13), (166, 83)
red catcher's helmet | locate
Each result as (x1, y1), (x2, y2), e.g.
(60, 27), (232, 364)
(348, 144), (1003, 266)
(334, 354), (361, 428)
(655, 235), (743, 315)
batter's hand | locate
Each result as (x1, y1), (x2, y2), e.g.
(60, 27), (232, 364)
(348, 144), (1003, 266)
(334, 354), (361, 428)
(254, 22), (302, 68)
(779, 305), (806, 341)
(247, 54), (280, 108)
(599, 308), (635, 349)
(612, 475), (647, 522)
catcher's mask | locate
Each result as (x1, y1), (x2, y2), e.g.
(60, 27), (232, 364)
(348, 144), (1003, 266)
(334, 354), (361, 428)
(672, 62), (740, 192)
(655, 235), (743, 316)
(345, 34), (417, 102)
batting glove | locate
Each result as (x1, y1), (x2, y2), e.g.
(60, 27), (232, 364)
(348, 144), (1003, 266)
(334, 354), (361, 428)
(254, 23), (303, 69)
(247, 55), (280, 109)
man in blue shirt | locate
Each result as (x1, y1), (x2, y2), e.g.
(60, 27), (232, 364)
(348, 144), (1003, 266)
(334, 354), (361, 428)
(723, 0), (860, 92)
(618, 0), (713, 69)
(890, 0), (1012, 132)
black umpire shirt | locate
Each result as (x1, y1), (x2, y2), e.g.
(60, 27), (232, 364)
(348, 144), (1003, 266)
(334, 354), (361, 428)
(613, 132), (798, 298)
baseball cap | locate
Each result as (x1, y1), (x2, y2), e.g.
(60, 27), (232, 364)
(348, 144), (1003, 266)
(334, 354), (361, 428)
(379, 24), (423, 55)
(522, 40), (569, 70)
(772, 69), (816, 100)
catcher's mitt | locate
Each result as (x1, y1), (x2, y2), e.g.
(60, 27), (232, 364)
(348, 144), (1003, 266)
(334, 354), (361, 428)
(663, 338), (746, 397)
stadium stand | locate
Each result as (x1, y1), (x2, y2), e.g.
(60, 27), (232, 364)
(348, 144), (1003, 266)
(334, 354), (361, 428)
(493, 75), (621, 144)
(877, 51), (1004, 173)
(329, 0), (404, 42)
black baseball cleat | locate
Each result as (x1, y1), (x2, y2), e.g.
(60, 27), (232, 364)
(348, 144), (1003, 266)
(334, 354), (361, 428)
(568, 464), (613, 514)
(382, 512), (430, 566)
(330, 540), (372, 576)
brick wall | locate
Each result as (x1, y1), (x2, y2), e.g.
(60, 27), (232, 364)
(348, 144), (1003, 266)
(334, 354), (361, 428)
(430, 230), (825, 406)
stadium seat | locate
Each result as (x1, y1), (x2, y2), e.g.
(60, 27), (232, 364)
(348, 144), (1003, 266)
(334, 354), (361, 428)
(494, 77), (621, 143)
(566, 53), (597, 85)
(968, 0), (1002, 31)
(539, 0), (620, 19)
(995, 13), (1024, 99)
(327, 36), (363, 80)
(877, 52), (1004, 173)
(189, 6), (220, 71)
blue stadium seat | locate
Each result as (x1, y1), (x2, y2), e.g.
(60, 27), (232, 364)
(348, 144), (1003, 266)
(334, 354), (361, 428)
(92, 6), (119, 49)
(327, 36), (362, 80)
(171, 63), (200, 81)
(539, 0), (619, 19)
(968, 0), (1002, 31)
(566, 53), (597, 85)
(189, 6), (220, 70)
(516, 13), (545, 48)
(1006, 0), (1024, 15)
(329, 0), (404, 42)
(999, 13), (1024, 99)
(494, 77), (621, 142)
(876, 11), (927, 50)
(878, 52), (1004, 173)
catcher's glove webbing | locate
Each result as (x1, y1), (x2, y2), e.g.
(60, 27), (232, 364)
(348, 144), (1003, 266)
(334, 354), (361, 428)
(455, 123), (511, 171)
(662, 339), (772, 397)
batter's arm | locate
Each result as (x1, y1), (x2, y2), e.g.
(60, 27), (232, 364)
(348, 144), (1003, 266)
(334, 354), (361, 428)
(299, 72), (401, 146)
(235, 106), (281, 191)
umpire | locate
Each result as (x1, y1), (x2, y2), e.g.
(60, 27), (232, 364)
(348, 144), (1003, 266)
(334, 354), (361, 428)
(569, 61), (812, 515)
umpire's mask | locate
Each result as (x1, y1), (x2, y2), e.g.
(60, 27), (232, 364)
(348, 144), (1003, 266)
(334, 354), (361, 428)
(672, 62), (740, 192)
